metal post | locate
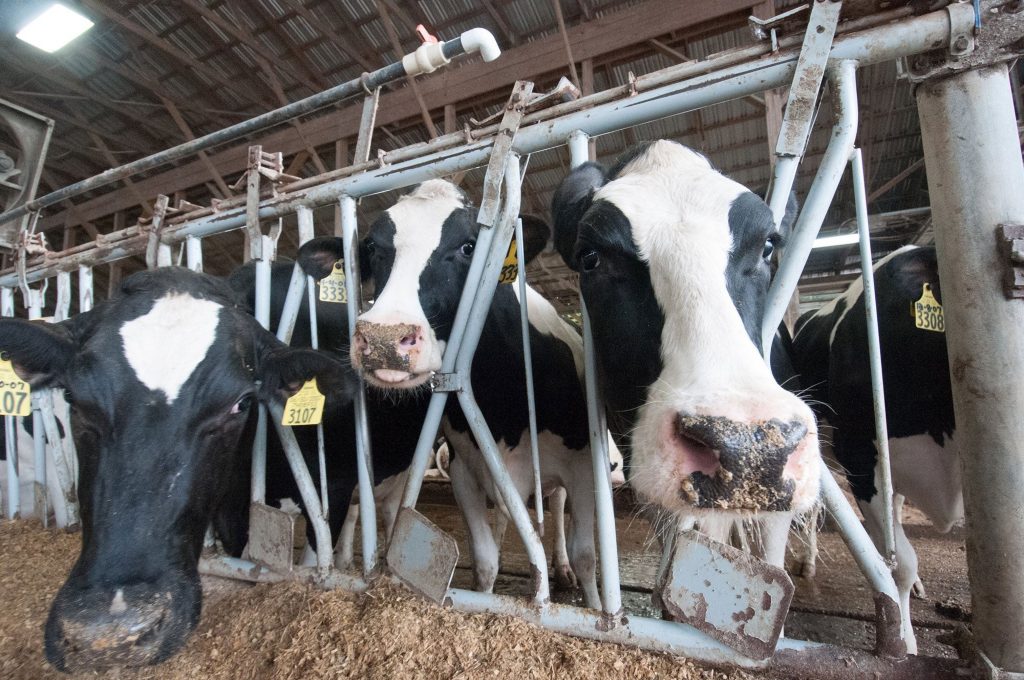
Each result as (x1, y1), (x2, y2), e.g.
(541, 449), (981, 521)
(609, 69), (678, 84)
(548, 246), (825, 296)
(55, 272), (71, 321)
(763, 59), (860, 361)
(850, 148), (896, 562)
(917, 63), (1024, 672)
(3, 286), (17, 519)
(569, 129), (623, 617)
(340, 195), (377, 575)
(78, 265), (93, 312)
(186, 236), (203, 272)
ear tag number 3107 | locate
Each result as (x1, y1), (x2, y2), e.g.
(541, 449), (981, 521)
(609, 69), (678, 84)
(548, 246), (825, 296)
(282, 380), (325, 426)
(319, 261), (348, 304)
(914, 283), (944, 333)
(0, 356), (31, 417)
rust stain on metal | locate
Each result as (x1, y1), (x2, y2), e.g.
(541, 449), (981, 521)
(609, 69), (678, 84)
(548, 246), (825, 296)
(874, 593), (908, 658)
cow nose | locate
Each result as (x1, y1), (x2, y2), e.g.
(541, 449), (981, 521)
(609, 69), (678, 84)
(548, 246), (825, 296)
(46, 588), (175, 671)
(353, 320), (422, 371)
(673, 414), (808, 511)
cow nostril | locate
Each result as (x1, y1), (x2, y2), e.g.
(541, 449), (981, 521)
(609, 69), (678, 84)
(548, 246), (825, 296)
(399, 332), (418, 348)
(352, 332), (370, 356)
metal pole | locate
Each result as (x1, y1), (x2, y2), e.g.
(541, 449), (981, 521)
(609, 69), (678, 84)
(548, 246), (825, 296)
(78, 265), (93, 312)
(916, 63), (1024, 672)
(763, 60), (860, 361)
(186, 236), (203, 272)
(569, 129), (623, 617)
(251, 236), (273, 505)
(514, 216), (544, 536)
(850, 148), (896, 562)
(54, 272), (71, 321)
(340, 195), (377, 575)
(3, 286), (17, 519)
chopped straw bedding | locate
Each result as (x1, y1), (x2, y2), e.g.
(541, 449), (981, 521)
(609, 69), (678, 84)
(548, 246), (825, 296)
(1, 520), (752, 680)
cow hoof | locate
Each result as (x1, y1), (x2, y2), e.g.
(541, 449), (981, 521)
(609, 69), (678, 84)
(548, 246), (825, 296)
(553, 563), (577, 590)
(911, 579), (927, 600)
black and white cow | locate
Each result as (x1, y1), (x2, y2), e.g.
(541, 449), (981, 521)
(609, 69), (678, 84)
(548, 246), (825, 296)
(551, 140), (821, 561)
(348, 179), (601, 607)
(221, 246), (431, 568)
(0, 267), (354, 671)
(791, 244), (959, 654)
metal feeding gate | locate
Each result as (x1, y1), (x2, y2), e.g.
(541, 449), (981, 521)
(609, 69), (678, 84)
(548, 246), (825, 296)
(2, 3), (1024, 678)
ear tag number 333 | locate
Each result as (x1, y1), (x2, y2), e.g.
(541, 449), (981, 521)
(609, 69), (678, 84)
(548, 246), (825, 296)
(319, 261), (348, 304)
(282, 380), (325, 426)
(0, 356), (31, 417)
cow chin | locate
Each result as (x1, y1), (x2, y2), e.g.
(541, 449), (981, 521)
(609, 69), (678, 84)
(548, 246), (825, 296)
(363, 368), (433, 390)
(44, 572), (201, 672)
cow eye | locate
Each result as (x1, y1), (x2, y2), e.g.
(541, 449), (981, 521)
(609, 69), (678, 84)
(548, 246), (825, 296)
(460, 241), (475, 257)
(762, 238), (775, 260)
(580, 249), (601, 272)
(230, 394), (254, 415)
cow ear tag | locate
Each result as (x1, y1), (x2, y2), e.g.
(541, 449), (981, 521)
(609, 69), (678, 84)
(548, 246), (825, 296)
(913, 283), (944, 333)
(0, 356), (31, 417)
(498, 238), (518, 284)
(282, 379), (325, 426)
(318, 261), (348, 304)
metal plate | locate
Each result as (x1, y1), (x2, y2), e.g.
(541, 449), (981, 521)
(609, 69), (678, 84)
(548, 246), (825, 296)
(386, 508), (459, 604)
(659, 529), (794, 660)
(248, 502), (297, 573)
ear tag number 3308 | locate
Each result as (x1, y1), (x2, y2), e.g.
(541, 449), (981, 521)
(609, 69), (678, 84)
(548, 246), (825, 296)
(914, 283), (944, 333)
(0, 356), (31, 417)
(319, 261), (348, 304)
(282, 380), (325, 426)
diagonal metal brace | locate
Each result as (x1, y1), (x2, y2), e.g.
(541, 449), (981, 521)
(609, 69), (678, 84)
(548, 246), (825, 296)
(477, 81), (533, 228)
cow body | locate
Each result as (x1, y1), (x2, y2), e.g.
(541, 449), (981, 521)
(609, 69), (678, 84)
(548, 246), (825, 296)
(347, 180), (601, 607)
(551, 141), (821, 563)
(0, 267), (353, 671)
(792, 244), (960, 654)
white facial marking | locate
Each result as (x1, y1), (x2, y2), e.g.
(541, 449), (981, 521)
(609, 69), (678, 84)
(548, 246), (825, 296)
(513, 283), (584, 377)
(120, 292), (222, 403)
(109, 589), (127, 615)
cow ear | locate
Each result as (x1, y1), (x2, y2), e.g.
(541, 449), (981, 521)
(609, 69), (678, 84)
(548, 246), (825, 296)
(551, 162), (607, 269)
(0, 318), (77, 388)
(518, 215), (550, 265)
(297, 237), (345, 281)
(253, 327), (357, 405)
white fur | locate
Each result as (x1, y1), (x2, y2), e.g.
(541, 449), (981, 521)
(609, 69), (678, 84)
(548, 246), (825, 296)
(601, 141), (820, 519)
(513, 284), (584, 377)
(119, 293), (221, 403)
(334, 471), (408, 570)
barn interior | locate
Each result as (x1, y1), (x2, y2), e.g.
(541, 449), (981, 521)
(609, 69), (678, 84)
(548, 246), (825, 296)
(1, 1), (1020, 678)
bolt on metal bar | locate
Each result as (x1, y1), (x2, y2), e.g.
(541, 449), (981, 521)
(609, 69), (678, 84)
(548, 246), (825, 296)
(0, 28), (501, 229)
(850, 148), (896, 563)
(340, 195), (378, 575)
(513, 216), (545, 537)
(569, 129), (623, 617)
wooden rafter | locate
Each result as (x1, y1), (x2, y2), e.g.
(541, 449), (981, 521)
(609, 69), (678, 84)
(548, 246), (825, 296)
(280, 0), (378, 73)
(375, 0), (439, 139)
(161, 98), (233, 198)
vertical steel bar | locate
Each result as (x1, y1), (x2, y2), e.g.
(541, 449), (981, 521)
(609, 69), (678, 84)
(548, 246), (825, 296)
(762, 60), (860, 360)
(916, 63), (1024, 672)
(186, 236), (203, 272)
(569, 130), (623, 616)
(514, 216), (545, 536)
(3, 287), (16, 519)
(78, 265), (93, 312)
(767, 155), (800, 229)
(340, 195), (377, 574)
(54, 272), (71, 321)
(850, 148), (896, 561)
(31, 398), (46, 525)
(251, 237), (273, 505)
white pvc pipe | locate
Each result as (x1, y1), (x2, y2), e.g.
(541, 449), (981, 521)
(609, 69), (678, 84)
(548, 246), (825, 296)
(459, 28), (501, 63)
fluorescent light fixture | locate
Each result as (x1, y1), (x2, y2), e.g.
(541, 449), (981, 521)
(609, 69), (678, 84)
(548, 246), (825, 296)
(812, 232), (860, 249)
(16, 4), (94, 53)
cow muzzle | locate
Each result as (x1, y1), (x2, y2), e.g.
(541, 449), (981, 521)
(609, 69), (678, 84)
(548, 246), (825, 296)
(351, 319), (436, 388)
(665, 413), (812, 512)
(45, 583), (196, 671)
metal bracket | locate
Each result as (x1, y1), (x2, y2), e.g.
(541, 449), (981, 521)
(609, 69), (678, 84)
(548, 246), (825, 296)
(386, 508), (459, 604)
(353, 87), (381, 165)
(774, 0), (843, 159)
(428, 372), (466, 393)
(748, 4), (810, 52)
(247, 502), (298, 573)
(998, 223), (1024, 298)
(238, 146), (293, 261)
(477, 80), (533, 227)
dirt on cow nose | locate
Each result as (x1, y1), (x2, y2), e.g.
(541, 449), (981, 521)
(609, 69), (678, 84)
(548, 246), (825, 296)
(353, 321), (418, 372)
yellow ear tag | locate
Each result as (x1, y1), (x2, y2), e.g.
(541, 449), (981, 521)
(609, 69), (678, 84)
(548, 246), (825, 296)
(282, 379), (325, 426)
(318, 261), (348, 304)
(914, 282), (945, 333)
(498, 238), (518, 284)
(0, 356), (31, 417)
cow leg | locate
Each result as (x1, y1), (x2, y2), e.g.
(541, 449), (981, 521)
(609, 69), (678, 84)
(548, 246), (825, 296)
(380, 470), (408, 544)
(334, 499), (359, 570)
(549, 487), (577, 590)
(565, 471), (600, 609)
(858, 494), (919, 655)
(450, 451), (500, 592)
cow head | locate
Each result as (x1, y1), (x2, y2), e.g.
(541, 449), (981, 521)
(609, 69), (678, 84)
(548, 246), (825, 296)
(0, 267), (353, 671)
(552, 140), (820, 516)
(340, 179), (548, 388)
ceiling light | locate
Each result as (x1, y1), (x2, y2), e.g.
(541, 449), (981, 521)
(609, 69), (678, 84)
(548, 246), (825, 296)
(16, 4), (94, 53)
(811, 232), (860, 249)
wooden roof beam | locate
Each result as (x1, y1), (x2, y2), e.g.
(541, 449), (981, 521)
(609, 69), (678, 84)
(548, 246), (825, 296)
(375, 1), (438, 139)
